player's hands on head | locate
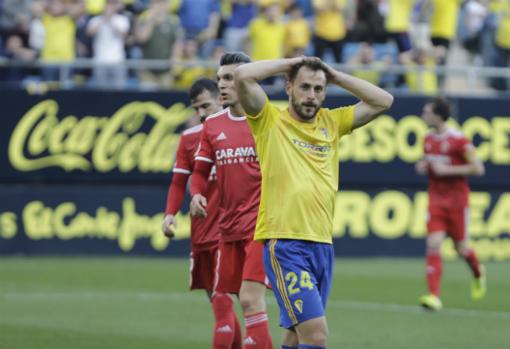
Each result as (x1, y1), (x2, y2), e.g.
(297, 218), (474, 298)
(162, 214), (177, 239)
(190, 194), (208, 218)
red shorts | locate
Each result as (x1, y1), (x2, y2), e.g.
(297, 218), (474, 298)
(214, 239), (268, 294)
(189, 245), (219, 291)
(427, 205), (469, 242)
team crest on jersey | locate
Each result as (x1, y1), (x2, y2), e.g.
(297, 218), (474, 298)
(294, 299), (303, 314)
(320, 127), (328, 139)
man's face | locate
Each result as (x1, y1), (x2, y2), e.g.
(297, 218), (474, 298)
(217, 64), (238, 107)
(191, 89), (222, 122)
(287, 66), (327, 121)
(422, 103), (441, 128)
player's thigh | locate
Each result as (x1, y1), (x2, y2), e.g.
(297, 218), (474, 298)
(239, 280), (267, 314)
(316, 243), (334, 309)
(295, 316), (328, 346)
(447, 206), (469, 243)
(190, 247), (217, 291)
(242, 240), (268, 285)
(263, 239), (326, 329)
(427, 206), (448, 250)
(214, 241), (244, 294)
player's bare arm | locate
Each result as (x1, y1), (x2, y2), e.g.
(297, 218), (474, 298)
(189, 159), (213, 218)
(324, 63), (394, 129)
(430, 148), (485, 177)
(162, 214), (177, 238)
(415, 159), (429, 175)
(234, 57), (304, 115)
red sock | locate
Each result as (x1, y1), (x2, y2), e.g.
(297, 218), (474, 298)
(212, 293), (237, 349)
(462, 249), (481, 278)
(231, 313), (243, 349)
(426, 252), (442, 296)
(244, 312), (272, 349)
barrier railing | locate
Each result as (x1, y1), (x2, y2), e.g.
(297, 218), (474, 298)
(1, 58), (510, 95)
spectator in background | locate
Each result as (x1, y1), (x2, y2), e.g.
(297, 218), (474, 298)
(293, 0), (315, 20)
(2, 35), (38, 82)
(29, 0), (46, 54)
(492, 0), (510, 90)
(348, 42), (390, 86)
(402, 48), (438, 95)
(0, 0), (32, 41)
(40, 0), (83, 83)
(172, 39), (209, 90)
(177, 0), (220, 58)
(285, 3), (311, 57)
(87, 0), (130, 88)
(248, 3), (286, 61)
(312, 0), (348, 63)
(135, 0), (182, 88)
(223, 0), (257, 53)
(428, 0), (463, 66)
(351, 0), (386, 43)
(462, 0), (489, 65)
(383, 0), (415, 61)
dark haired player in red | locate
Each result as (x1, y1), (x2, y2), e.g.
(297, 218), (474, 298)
(416, 97), (486, 311)
(162, 78), (244, 348)
(190, 52), (273, 349)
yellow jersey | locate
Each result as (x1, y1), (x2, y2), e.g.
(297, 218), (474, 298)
(41, 15), (76, 62)
(430, 0), (462, 39)
(405, 60), (438, 95)
(249, 17), (286, 61)
(496, 2), (510, 49)
(385, 0), (415, 33)
(247, 100), (354, 244)
(313, 0), (346, 41)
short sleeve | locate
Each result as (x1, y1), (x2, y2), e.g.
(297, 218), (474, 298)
(173, 136), (192, 174)
(246, 98), (279, 137)
(195, 122), (215, 163)
(330, 105), (355, 137)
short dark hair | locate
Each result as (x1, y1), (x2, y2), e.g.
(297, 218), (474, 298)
(427, 97), (451, 121)
(220, 52), (252, 66)
(189, 78), (219, 101)
(288, 58), (330, 82)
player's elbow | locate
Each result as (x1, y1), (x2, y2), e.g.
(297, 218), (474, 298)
(378, 91), (394, 112)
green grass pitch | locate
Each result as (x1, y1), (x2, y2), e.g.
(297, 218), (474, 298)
(1, 257), (508, 349)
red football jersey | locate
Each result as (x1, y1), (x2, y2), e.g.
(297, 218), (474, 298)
(195, 108), (261, 242)
(424, 128), (472, 207)
(173, 124), (220, 249)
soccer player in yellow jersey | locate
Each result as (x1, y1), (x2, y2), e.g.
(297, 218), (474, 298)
(234, 57), (393, 349)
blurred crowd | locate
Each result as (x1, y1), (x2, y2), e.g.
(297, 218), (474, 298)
(1, 0), (510, 92)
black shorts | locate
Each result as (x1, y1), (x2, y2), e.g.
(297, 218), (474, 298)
(431, 37), (450, 49)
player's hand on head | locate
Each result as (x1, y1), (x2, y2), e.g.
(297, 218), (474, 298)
(162, 214), (177, 239)
(190, 194), (208, 218)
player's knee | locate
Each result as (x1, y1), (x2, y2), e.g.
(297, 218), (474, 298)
(454, 242), (468, 256)
(303, 328), (328, 346)
(282, 329), (299, 347)
(239, 292), (265, 314)
(426, 235), (443, 252)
